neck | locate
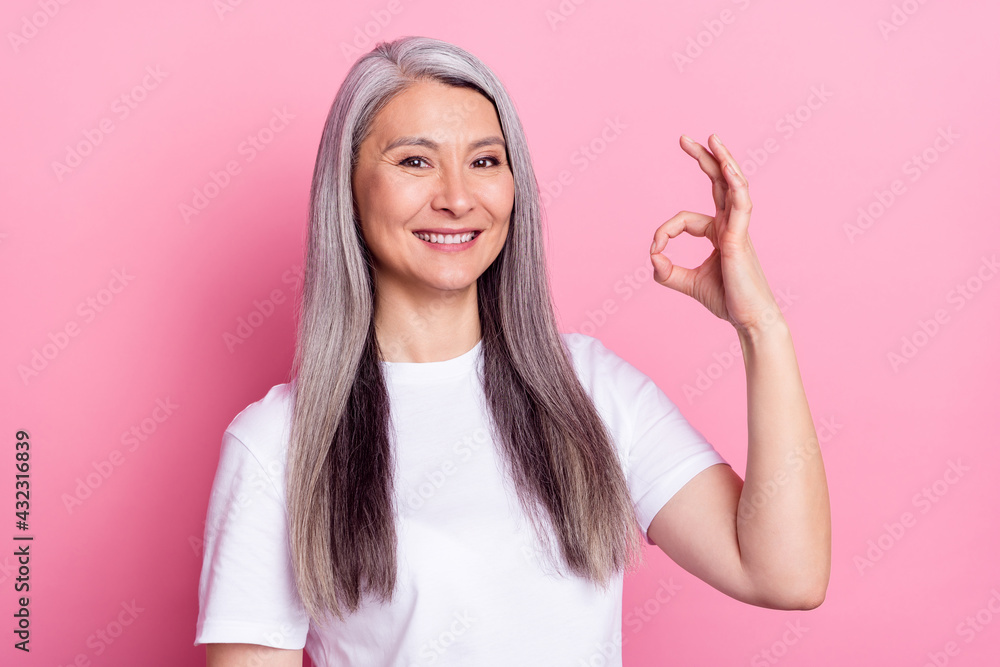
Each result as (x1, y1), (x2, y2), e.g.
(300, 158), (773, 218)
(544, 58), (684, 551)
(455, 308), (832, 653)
(373, 280), (482, 363)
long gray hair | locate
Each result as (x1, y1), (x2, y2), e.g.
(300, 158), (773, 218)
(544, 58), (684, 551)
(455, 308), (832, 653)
(288, 35), (643, 626)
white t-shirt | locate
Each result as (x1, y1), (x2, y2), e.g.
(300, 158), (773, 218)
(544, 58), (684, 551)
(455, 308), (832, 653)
(194, 332), (728, 666)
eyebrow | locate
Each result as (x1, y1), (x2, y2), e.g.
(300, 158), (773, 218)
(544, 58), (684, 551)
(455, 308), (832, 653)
(382, 135), (507, 153)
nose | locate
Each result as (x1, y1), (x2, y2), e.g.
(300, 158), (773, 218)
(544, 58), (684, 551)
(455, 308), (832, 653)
(431, 161), (474, 217)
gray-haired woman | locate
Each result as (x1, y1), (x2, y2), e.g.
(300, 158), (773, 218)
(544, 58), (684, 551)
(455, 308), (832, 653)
(195, 35), (830, 667)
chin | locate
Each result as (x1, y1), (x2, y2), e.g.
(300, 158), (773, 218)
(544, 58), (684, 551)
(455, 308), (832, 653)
(418, 266), (481, 288)
(429, 279), (479, 293)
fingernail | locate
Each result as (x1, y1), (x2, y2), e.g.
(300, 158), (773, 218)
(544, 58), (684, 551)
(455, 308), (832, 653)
(650, 238), (658, 254)
(681, 134), (694, 144)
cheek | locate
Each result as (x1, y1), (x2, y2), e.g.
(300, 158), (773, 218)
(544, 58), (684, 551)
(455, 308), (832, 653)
(358, 173), (424, 240)
(484, 174), (516, 221)
(367, 172), (426, 220)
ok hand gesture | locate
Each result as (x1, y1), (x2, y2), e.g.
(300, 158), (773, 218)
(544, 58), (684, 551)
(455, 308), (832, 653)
(650, 134), (781, 336)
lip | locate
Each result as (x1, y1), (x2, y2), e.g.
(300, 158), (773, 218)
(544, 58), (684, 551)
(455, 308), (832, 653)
(412, 229), (482, 253)
(411, 228), (481, 234)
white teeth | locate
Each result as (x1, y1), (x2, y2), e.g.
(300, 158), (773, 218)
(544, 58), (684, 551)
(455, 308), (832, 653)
(414, 231), (478, 244)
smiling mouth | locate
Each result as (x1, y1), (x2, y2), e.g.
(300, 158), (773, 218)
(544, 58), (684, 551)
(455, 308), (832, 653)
(413, 231), (481, 245)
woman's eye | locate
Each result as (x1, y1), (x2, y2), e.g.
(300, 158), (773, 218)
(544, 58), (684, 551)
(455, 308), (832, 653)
(399, 156), (501, 169)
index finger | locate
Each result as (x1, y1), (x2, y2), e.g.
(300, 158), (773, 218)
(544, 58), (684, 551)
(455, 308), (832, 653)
(705, 133), (747, 184)
(679, 135), (727, 213)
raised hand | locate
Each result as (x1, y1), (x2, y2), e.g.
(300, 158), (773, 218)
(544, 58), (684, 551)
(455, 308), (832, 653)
(650, 134), (781, 336)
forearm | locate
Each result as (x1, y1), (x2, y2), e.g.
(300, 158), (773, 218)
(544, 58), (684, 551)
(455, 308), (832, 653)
(734, 315), (831, 608)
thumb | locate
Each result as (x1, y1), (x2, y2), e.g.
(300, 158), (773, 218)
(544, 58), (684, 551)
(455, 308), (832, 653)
(651, 250), (696, 298)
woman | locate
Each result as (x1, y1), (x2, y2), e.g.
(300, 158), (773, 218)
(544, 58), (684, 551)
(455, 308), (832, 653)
(195, 35), (830, 666)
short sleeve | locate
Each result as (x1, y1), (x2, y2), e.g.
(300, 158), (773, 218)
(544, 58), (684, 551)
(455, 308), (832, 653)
(626, 379), (729, 545)
(560, 333), (730, 546)
(194, 430), (310, 647)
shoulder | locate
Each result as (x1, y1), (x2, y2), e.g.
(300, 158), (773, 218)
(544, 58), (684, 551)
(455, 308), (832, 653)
(558, 331), (615, 373)
(223, 382), (295, 474)
(558, 332), (652, 400)
(558, 331), (605, 359)
(558, 333), (660, 444)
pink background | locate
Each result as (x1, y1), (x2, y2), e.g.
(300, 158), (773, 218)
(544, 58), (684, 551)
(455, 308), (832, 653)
(3, 0), (999, 665)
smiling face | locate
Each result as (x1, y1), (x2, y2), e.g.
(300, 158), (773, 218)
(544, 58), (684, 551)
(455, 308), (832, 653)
(351, 78), (515, 303)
